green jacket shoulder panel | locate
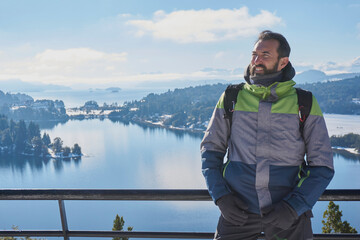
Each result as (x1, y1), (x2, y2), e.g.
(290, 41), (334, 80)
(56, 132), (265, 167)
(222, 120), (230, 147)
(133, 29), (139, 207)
(271, 88), (298, 114)
(216, 92), (226, 109)
(310, 96), (323, 116)
(234, 88), (259, 112)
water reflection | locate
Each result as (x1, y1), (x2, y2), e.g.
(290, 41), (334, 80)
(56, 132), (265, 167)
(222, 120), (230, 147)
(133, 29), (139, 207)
(31, 115), (204, 139)
(33, 119), (69, 130)
(0, 154), (81, 173)
(108, 118), (204, 139)
(333, 150), (360, 162)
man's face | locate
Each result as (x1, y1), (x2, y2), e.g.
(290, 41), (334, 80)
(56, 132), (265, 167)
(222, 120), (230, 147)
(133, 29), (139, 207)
(250, 39), (285, 77)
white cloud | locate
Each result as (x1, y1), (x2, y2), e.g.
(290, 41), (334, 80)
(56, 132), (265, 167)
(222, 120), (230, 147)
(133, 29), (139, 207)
(127, 7), (282, 43)
(119, 13), (132, 18)
(35, 48), (127, 65)
(0, 48), (128, 86)
(313, 56), (360, 74)
(214, 51), (225, 59)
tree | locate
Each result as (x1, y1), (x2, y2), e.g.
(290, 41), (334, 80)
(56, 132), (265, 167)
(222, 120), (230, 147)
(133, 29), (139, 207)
(71, 143), (82, 156)
(14, 120), (27, 153)
(1, 129), (13, 147)
(112, 214), (133, 240)
(52, 137), (63, 154)
(9, 119), (16, 139)
(42, 133), (51, 147)
(27, 121), (40, 140)
(0, 115), (9, 131)
(31, 136), (43, 156)
(62, 146), (71, 157)
(322, 201), (357, 233)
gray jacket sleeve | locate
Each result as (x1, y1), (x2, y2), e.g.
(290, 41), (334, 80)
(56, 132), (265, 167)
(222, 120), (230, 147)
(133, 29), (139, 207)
(284, 96), (334, 216)
(200, 94), (232, 202)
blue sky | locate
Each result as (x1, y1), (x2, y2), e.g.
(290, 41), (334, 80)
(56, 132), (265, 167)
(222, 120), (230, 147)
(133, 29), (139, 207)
(0, 0), (359, 89)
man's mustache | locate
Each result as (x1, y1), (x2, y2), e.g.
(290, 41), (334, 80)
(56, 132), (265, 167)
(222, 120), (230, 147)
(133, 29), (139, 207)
(252, 64), (266, 69)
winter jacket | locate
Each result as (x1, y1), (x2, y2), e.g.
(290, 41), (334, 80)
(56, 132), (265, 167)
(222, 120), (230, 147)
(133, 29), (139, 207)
(200, 63), (334, 216)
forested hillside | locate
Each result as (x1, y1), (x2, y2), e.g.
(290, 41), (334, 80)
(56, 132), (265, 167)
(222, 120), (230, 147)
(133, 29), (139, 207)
(112, 76), (360, 131)
(111, 83), (228, 130)
(0, 90), (68, 121)
(297, 76), (360, 114)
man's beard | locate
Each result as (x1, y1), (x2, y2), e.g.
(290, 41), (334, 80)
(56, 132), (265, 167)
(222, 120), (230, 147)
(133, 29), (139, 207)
(250, 61), (279, 77)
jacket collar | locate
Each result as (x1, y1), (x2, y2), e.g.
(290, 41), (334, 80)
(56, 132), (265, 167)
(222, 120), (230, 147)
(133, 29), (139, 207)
(244, 79), (296, 102)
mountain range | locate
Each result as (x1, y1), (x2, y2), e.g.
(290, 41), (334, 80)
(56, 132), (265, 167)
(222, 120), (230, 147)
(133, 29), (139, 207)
(0, 69), (359, 93)
(0, 79), (71, 93)
(294, 70), (360, 84)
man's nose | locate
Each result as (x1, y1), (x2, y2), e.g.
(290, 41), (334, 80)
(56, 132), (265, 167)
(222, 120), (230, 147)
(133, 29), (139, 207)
(254, 56), (262, 65)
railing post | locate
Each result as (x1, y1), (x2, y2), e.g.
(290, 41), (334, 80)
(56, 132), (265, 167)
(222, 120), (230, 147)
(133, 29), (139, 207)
(58, 200), (69, 240)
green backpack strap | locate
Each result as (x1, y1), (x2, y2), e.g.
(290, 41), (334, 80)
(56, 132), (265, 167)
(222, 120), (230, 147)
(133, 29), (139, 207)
(223, 83), (245, 127)
(295, 88), (313, 140)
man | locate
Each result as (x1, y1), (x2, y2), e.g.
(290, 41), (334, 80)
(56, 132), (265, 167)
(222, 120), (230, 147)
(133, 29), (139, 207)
(200, 30), (334, 240)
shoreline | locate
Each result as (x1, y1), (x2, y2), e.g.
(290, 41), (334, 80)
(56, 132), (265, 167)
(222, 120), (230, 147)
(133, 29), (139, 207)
(44, 112), (360, 156)
(332, 147), (360, 155)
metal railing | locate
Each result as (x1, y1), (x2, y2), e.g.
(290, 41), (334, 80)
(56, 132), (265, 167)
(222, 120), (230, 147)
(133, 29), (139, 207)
(1, 189), (360, 239)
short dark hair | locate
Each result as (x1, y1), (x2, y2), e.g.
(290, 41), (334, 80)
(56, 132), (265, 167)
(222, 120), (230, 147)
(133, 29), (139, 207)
(256, 30), (291, 58)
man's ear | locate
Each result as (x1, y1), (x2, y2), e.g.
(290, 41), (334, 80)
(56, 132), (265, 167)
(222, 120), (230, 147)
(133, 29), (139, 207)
(278, 57), (289, 71)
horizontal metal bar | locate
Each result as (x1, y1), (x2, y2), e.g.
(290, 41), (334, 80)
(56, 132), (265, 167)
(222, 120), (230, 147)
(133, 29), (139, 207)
(71, 231), (214, 239)
(1, 231), (360, 239)
(318, 189), (360, 201)
(1, 189), (360, 201)
(0, 230), (64, 237)
(0, 189), (211, 201)
(313, 234), (360, 240)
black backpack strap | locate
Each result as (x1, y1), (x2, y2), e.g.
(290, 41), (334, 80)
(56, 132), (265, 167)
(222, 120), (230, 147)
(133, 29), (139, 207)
(223, 83), (245, 127)
(295, 88), (313, 139)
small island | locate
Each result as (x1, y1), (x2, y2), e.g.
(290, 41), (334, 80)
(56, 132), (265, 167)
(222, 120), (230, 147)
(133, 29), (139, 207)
(0, 115), (82, 159)
(106, 87), (121, 93)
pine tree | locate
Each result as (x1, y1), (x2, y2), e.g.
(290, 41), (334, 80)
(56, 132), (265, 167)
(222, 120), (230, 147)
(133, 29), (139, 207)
(112, 214), (133, 240)
(27, 121), (40, 140)
(31, 136), (43, 156)
(14, 120), (27, 153)
(1, 129), (13, 147)
(42, 133), (51, 147)
(0, 115), (9, 131)
(322, 201), (357, 233)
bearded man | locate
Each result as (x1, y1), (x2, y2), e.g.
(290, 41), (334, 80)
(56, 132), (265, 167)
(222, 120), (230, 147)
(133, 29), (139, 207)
(201, 30), (334, 240)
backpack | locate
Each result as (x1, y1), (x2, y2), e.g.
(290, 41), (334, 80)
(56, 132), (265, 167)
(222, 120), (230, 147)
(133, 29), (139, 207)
(223, 83), (312, 139)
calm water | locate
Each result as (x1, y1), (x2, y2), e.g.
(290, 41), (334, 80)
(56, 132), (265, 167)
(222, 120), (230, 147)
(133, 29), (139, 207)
(1, 114), (360, 238)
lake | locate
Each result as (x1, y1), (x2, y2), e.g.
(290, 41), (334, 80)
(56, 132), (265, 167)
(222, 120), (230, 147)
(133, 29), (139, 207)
(1, 113), (360, 239)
